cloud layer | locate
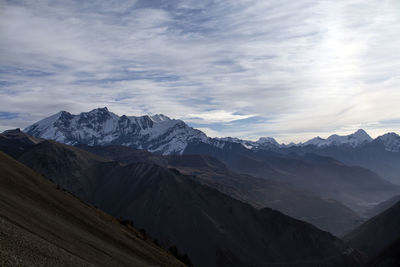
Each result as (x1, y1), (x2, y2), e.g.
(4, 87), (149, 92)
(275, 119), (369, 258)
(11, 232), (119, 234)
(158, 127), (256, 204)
(1, 0), (400, 142)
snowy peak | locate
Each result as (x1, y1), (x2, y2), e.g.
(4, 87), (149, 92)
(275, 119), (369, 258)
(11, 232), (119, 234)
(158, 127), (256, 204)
(88, 107), (108, 113)
(217, 136), (281, 149)
(24, 107), (207, 155)
(351, 129), (372, 140)
(256, 137), (280, 146)
(150, 114), (171, 123)
(304, 129), (372, 148)
(376, 132), (400, 152)
(346, 129), (372, 143)
(22, 108), (400, 154)
(303, 137), (324, 146)
(326, 129), (372, 146)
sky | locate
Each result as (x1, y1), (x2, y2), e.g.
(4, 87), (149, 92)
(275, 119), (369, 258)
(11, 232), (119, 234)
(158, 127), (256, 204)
(1, 0), (400, 143)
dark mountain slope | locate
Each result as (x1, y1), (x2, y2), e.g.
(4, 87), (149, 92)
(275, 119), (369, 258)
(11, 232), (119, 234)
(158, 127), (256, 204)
(175, 161), (362, 236)
(364, 195), (400, 218)
(18, 140), (108, 202)
(0, 151), (185, 267)
(0, 128), (42, 158)
(79, 144), (362, 236)
(344, 200), (400, 259)
(5, 140), (363, 267)
(77, 144), (168, 165)
(184, 142), (400, 213)
(365, 237), (400, 267)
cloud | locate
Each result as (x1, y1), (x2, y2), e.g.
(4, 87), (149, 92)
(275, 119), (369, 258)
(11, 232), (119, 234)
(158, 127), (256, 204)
(0, 112), (19, 120)
(182, 110), (256, 124)
(0, 0), (400, 142)
(195, 127), (221, 138)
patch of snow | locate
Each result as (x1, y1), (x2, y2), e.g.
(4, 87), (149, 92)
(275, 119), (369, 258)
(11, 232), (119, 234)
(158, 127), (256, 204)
(377, 132), (400, 152)
(150, 114), (171, 123)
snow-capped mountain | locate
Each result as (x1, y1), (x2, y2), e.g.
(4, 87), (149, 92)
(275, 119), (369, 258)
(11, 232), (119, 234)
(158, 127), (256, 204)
(302, 129), (373, 148)
(22, 108), (400, 155)
(24, 107), (209, 155)
(376, 132), (400, 152)
(256, 137), (281, 148)
(217, 136), (281, 149)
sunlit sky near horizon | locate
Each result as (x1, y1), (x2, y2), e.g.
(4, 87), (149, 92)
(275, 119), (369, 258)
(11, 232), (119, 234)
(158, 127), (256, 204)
(1, 0), (400, 143)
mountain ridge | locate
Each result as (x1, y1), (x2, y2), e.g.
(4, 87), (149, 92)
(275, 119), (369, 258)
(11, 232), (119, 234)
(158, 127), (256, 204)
(23, 108), (400, 155)
(24, 107), (210, 155)
(0, 130), (364, 267)
(77, 143), (363, 236)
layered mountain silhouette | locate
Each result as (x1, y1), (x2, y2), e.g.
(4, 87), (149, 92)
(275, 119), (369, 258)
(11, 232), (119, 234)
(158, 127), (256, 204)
(364, 194), (400, 218)
(184, 141), (400, 214)
(0, 151), (185, 267)
(78, 144), (362, 236)
(23, 108), (400, 186)
(277, 137), (400, 185)
(0, 129), (364, 267)
(5, 107), (400, 266)
(344, 200), (400, 261)
(22, 108), (400, 213)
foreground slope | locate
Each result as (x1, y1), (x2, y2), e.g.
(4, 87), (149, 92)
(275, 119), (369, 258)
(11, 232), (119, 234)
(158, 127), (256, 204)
(4, 139), (363, 267)
(0, 151), (184, 267)
(344, 200), (400, 260)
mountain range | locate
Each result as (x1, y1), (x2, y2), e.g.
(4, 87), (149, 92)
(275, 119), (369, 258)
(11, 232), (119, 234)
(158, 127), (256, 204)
(24, 108), (400, 185)
(21, 108), (400, 213)
(24, 108), (400, 152)
(185, 141), (400, 214)
(24, 107), (210, 155)
(3, 107), (400, 266)
(77, 143), (363, 236)
(0, 128), (363, 267)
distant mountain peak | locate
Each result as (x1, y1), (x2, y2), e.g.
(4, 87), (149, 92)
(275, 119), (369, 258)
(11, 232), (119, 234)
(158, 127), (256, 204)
(2, 128), (23, 134)
(351, 129), (372, 140)
(354, 128), (368, 134)
(217, 136), (281, 149)
(304, 129), (372, 148)
(256, 137), (278, 144)
(87, 107), (109, 113)
(255, 137), (281, 148)
(377, 132), (400, 152)
(380, 132), (399, 138)
(150, 114), (171, 123)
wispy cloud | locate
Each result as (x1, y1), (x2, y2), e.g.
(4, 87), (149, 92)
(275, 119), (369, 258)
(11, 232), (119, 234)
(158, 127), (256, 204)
(1, 0), (400, 142)
(182, 110), (257, 124)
